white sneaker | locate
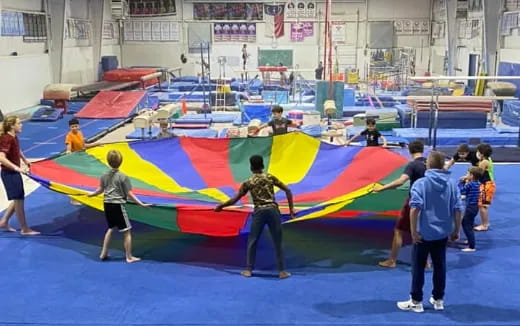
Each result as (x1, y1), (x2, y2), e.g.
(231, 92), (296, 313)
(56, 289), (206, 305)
(397, 298), (424, 313)
(429, 297), (444, 311)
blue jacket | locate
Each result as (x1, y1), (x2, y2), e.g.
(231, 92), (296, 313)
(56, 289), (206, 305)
(410, 169), (463, 241)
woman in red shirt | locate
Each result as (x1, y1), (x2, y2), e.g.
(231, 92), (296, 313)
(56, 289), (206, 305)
(0, 116), (39, 235)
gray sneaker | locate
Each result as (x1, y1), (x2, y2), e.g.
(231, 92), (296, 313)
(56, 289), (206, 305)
(429, 297), (444, 311)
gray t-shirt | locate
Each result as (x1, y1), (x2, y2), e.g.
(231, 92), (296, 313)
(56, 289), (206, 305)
(100, 169), (132, 204)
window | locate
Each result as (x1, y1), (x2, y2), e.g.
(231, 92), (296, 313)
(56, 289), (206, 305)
(22, 13), (47, 42)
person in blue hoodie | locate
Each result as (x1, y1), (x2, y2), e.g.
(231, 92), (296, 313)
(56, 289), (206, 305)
(397, 151), (462, 313)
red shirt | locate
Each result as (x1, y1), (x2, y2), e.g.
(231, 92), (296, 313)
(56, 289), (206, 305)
(0, 133), (21, 171)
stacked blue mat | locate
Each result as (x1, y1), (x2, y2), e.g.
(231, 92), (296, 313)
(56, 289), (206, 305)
(169, 82), (217, 92)
(38, 100), (89, 114)
(230, 79), (262, 93)
(174, 113), (239, 124)
(148, 92), (174, 103)
(392, 127), (519, 146)
(395, 104), (413, 127)
(240, 103), (272, 124)
(169, 92), (209, 102)
(343, 106), (372, 118)
(498, 62), (520, 98)
(281, 103), (316, 112)
(218, 126), (323, 138)
(346, 126), (394, 137)
(394, 104), (488, 129)
(356, 99), (400, 107)
(502, 101), (520, 127)
(126, 128), (218, 139)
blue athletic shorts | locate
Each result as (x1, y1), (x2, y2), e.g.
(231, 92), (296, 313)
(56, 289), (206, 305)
(1, 170), (25, 200)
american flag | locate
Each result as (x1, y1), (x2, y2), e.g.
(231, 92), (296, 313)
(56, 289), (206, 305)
(264, 4), (285, 38)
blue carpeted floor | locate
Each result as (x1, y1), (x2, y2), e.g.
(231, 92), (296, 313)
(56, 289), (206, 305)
(1, 164), (520, 325)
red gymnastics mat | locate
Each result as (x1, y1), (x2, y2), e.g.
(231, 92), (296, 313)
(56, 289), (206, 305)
(75, 91), (146, 119)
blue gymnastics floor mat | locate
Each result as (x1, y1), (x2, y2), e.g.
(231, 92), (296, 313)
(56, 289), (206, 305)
(20, 115), (126, 158)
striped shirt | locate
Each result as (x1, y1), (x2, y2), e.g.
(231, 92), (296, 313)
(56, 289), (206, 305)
(458, 180), (480, 206)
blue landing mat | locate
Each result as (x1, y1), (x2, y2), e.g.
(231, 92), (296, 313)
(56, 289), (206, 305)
(343, 106), (371, 117)
(126, 127), (218, 139)
(392, 128), (519, 146)
(148, 91), (173, 103)
(281, 103), (316, 111)
(1, 164), (519, 325)
(346, 126), (394, 137)
(148, 91), (210, 103)
(219, 126), (324, 138)
(502, 101), (520, 127)
(19, 116), (126, 159)
(176, 113), (239, 123)
(395, 104), (413, 128)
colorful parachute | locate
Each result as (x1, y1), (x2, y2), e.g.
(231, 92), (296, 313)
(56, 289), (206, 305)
(29, 133), (410, 236)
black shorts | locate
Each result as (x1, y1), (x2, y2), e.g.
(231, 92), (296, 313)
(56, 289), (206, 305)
(103, 203), (132, 231)
(1, 170), (25, 200)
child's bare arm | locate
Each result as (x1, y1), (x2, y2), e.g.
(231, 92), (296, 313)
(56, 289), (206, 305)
(87, 187), (104, 197)
(345, 133), (361, 145)
(65, 143), (72, 154)
(215, 187), (248, 211)
(0, 152), (25, 173)
(373, 174), (409, 192)
(444, 158), (456, 170)
(127, 191), (151, 207)
(380, 135), (388, 147)
(19, 150), (31, 167)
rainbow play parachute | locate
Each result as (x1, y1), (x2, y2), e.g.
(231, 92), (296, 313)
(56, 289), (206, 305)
(29, 133), (410, 236)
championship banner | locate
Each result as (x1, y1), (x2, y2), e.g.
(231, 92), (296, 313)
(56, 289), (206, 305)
(290, 22), (313, 41)
(129, 0), (176, 16)
(331, 22), (345, 44)
(194, 3), (263, 21)
(290, 23), (304, 41)
(214, 23), (256, 42)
